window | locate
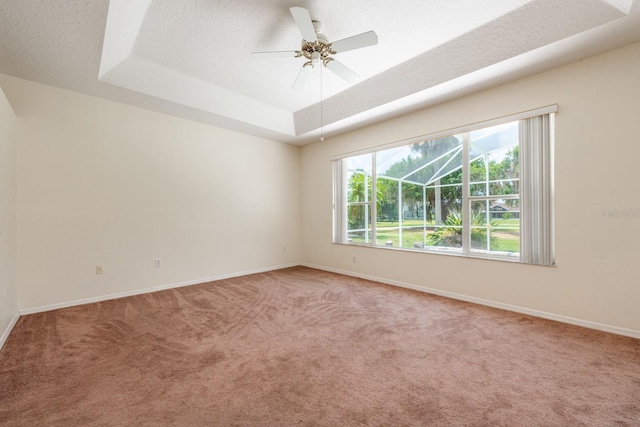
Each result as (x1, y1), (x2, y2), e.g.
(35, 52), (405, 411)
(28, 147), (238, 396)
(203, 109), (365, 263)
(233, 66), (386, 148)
(333, 107), (555, 265)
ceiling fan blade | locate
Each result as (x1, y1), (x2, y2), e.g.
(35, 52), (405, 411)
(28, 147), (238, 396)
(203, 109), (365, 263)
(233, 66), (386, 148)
(251, 51), (298, 59)
(290, 7), (317, 42)
(292, 66), (313, 91)
(331, 31), (378, 53)
(326, 59), (359, 84)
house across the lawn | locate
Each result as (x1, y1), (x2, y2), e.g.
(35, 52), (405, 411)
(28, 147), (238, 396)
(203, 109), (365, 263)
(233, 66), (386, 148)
(489, 201), (520, 219)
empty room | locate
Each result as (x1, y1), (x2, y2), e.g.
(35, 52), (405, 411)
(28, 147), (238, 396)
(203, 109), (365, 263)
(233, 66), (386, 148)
(1, 1), (639, 425)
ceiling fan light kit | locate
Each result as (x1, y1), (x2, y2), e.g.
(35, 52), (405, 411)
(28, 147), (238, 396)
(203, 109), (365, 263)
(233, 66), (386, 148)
(296, 32), (335, 69)
(252, 6), (378, 89)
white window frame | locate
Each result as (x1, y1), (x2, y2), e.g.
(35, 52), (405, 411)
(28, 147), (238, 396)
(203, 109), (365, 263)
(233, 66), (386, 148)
(332, 105), (557, 266)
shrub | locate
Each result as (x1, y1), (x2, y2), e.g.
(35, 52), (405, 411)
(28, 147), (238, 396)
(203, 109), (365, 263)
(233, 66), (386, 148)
(428, 211), (498, 249)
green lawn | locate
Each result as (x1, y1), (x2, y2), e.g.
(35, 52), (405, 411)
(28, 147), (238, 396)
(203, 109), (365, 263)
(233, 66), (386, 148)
(377, 219), (427, 228)
(350, 218), (520, 253)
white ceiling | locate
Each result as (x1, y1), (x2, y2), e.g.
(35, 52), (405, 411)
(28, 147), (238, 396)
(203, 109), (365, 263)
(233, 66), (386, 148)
(1, 0), (639, 145)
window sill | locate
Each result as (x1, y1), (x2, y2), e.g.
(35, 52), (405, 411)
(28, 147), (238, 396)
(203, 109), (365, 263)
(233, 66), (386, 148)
(334, 241), (522, 264)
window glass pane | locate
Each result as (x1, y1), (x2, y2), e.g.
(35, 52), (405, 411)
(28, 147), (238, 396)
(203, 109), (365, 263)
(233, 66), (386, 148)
(402, 182), (423, 222)
(346, 153), (373, 203)
(376, 176), (400, 247)
(376, 177), (398, 222)
(470, 199), (520, 255)
(425, 184), (462, 225)
(347, 171), (371, 203)
(425, 184), (463, 251)
(469, 156), (487, 191)
(470, 178), (519, 197)
(347, 204), (372, 244)
(376, 225), (399, 247)
(469, 201), (492, 251)
(345, 153), (372, 174)
(427, 212), (463, 251)
(379, 135), (463, 185)
(422, 148), (463, 184)
(400, 224), (425, 249)
(399, 182), (424, 249)
(490, 178), (519, 197)
(376, 145), (413, 178)
(470, 122), (518, 156)
(470, 121), (519, 197)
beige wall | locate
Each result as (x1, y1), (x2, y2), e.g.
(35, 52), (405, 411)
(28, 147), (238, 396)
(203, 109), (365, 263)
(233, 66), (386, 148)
(1, 42), (638, 336)
(0, 75), (301, 311)
(0, 86), (18, 344)
(301, 42), (640, 335)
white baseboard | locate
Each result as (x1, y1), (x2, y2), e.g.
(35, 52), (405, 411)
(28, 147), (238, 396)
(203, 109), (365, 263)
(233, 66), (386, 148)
(16, 261), (640, 340)
(301, 262), (640, 340)
(19, 262), (299, 316)
(0, 312), (20, 351)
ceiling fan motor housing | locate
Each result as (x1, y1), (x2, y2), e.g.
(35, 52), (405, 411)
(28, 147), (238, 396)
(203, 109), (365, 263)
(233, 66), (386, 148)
(298, 31), (334, 67)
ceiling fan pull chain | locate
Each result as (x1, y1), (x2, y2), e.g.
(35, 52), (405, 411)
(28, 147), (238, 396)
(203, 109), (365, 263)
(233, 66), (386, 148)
(320, 66), (324, 142)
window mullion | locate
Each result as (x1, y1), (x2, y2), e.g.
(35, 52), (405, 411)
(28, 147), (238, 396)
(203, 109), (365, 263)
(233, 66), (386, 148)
(469, 194), (520, 202)
(337, 160), (348, 243)
(364, 171), (369, 244)
(398, 180), (403, 246)
(423, 185), (427, 249)
(371, 153), (377, 245)
(462, 133), (470, 254)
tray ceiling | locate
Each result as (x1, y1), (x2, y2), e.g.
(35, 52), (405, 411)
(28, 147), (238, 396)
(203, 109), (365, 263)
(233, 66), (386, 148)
(1, 0), (639, 145)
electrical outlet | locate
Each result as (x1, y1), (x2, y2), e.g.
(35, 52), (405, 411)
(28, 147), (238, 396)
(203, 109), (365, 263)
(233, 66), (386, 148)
(352, 255), (357, 263)
(155, 258), (162, 268)
(96, 266), (103, 274)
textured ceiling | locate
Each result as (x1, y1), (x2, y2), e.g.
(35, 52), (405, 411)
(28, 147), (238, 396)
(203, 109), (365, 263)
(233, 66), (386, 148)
(1, 0), (639, 145)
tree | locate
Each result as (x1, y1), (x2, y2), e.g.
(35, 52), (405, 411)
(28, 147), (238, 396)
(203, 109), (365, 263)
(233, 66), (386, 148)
(375, 137), (519, 224)
(377, 177), (398, 221)
(347, 171), (386, 228)
(491, 146), (519, 207)
(402, 182), (423, 219)
(382, 136), (463, 222)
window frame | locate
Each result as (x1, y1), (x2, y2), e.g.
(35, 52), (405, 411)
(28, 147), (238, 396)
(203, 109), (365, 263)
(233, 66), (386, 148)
(332, 105), (557, 265)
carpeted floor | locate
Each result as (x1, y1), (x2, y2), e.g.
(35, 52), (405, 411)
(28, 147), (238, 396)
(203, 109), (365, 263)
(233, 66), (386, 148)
(1, 266), (639, 426)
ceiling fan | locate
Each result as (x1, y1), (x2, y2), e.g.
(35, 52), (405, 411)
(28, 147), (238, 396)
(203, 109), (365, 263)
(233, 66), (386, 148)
(252, 7), (378, 90)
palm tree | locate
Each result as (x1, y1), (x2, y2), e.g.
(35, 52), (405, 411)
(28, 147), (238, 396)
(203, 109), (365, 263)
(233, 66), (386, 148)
(347, 171), (386, 229)
(348, 171), (385, 206)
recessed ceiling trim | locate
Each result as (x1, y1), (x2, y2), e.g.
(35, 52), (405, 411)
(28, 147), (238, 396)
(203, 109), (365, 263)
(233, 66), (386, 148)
(603, 0), (634, 14)
(98, 0), (151, 79)
(99, 0), (294, 135)
(99, 57), (295, 135)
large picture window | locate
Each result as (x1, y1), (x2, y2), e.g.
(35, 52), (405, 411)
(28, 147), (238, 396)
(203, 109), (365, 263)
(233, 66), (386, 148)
(333, 107), (555, 265)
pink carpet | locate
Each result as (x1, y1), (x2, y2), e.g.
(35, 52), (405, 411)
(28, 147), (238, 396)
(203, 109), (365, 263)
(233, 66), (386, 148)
(1, 266), (639, 425)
